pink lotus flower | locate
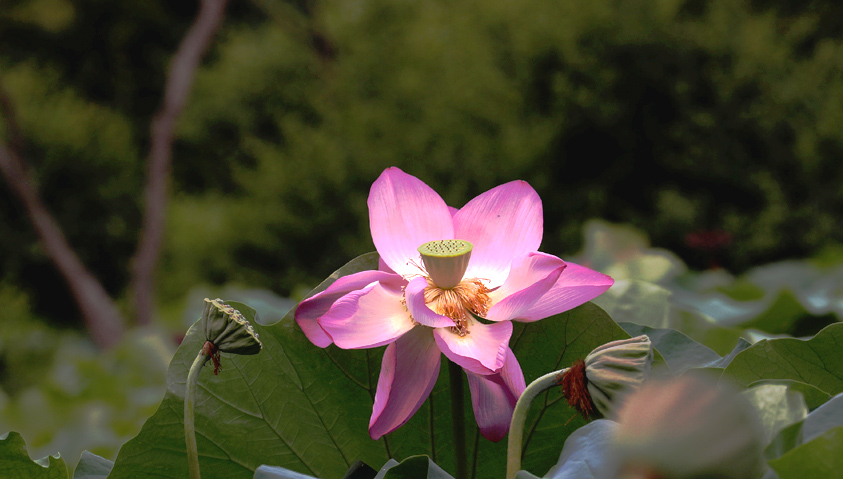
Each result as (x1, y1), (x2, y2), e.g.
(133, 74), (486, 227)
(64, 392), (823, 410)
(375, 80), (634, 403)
(295, 167), (613, 442)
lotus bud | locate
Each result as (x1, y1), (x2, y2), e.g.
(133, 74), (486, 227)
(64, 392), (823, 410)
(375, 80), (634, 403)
(201, 298), (262, 374)
(186, 299), (262, 479)
(608, 375), (765, 479)
(508, 335), (653, 479)
(562, 335), (654, 419)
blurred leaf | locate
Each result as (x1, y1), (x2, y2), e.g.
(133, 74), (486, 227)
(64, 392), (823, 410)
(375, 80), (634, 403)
(766, 420), (803, 464)
(619, 322), (719, 375)
(741, 384), (807, 444)
(721, 323), (843, 395)
(592, 280), (671, 329)
(739, 290), (814, 335)
(765, 393), (843, 462)
(717, 279), (766, 301)
(709, 338), (753, 369)
(667, 308), (745, 356)
(536, 419), (616, 479)
(575, 220), (685, 284)
(746, 380), (831, 411)
(768, 427), (843, 478)
(381, 456), (453, 479)
(72, 451), (112, 479)
(0, 431), (68, 479)
(253, 464), (319, 479)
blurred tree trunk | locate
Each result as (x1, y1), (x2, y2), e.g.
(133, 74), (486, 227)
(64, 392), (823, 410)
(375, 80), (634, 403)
(0, 0), (230, 348)
(132, 0), (230, 326)
(0, 82), (125, 349)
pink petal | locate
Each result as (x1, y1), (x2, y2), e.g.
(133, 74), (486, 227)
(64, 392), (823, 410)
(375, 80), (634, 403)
(369, 326), (441, 439)
(500, 347), (527, 398)
(454, 180), (543, 287)
(295, 270), (400, 347)
(465, 349), (525, 442)
(378, 256), (396, 274)
(485, 252), (567, 322)
(433, 320), (512, 374)
(368, 167), (454, 277)
(318, 278), (414, 349)
(514, 261), (614, 322)
(405, 277), (456, 328)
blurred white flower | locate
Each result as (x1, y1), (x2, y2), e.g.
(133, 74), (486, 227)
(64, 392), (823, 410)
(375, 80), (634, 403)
(608, 375), (765, 479)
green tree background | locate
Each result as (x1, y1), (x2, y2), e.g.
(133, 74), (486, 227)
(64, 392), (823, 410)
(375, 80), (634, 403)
(2, 0), (843, 330)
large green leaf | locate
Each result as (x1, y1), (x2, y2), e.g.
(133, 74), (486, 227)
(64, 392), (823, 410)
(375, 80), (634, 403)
(768, 427), (843, 478)
(721, 323), (843, 395)
(106, 253), (628, 479)
(0, 431), (68, 479)
(107, 262), (388, 479)
(303, 252), (380, 299)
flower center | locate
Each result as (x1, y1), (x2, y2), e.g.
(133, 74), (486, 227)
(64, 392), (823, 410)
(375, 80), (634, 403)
(417, 239), (473, 289)
(423, 277), (491, 337)
(416, 240), (490, 336)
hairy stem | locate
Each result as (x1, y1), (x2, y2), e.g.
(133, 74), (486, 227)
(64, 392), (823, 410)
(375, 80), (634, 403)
(185, 350), (209, 479)
(449, 361), (467, 479)
(506, 369), (568, 479)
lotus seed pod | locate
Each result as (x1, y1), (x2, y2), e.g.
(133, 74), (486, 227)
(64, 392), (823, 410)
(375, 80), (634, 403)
(418, 239), (473, 289)
(608, 375), (765, 479)
(202, 298), (262, 355)
(584, 335), (654, 418)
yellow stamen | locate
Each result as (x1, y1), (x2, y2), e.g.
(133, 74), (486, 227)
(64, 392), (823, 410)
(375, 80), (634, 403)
(423, 277), (491, 337)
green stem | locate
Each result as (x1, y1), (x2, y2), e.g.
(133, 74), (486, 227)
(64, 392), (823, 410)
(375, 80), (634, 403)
(185, 350), (209, 479)
(506, 368), (568, 479)
(449, 361), (467, 479)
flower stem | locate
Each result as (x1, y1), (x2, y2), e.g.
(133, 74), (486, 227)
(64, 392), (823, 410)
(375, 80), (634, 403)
(448, 361), (467, 479)
(185, 350), (209, 479)
(506, 369), (568, 479)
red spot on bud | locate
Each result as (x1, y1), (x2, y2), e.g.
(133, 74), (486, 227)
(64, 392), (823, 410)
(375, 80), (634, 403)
(560, 359), (597, 419)
(202, 341), (222, 375)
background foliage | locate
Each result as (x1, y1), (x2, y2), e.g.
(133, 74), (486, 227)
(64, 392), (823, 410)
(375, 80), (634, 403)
(3, 0), (843, 329)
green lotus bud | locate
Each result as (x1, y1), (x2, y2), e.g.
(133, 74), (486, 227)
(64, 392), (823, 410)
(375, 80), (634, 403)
(610, 375), (765, 479)
(186, 299), (263, 479)
(584, 335), (653, 418)
(202, 298), (262, 355)
(200, 298), (262, 375)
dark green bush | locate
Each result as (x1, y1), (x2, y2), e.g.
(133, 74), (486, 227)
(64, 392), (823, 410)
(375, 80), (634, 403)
(2, 0), (843, 326)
